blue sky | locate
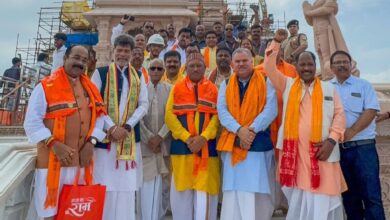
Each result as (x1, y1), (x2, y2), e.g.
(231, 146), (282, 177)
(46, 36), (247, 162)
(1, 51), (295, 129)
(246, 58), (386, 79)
(1, 0), (389, 83)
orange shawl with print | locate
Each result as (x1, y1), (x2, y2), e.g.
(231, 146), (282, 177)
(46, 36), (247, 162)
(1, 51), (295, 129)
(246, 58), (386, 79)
(217, 70), (266, 165)
(41, 67), (106, 208)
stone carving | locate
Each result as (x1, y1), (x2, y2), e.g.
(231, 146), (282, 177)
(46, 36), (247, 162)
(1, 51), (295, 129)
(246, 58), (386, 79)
(302, 0), (359, 80)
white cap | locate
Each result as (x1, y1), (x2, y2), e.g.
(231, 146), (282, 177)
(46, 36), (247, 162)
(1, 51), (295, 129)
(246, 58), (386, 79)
(147, 34), (165, 46)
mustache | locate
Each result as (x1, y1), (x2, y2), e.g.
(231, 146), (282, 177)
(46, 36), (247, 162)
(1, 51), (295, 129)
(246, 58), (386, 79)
(72, 64), (84, 70)
(337, 66), (348, 71)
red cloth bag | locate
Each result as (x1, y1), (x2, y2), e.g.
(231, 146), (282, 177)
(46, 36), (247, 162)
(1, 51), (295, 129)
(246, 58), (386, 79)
(55, 168), (106, 220)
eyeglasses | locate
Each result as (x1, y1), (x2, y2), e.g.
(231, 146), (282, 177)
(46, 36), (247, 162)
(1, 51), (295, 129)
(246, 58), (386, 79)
(225, 28), (233, 31)
(149, 66), (164, 71)
(144, 26), (154, 29)
(332, 60), (350, 65)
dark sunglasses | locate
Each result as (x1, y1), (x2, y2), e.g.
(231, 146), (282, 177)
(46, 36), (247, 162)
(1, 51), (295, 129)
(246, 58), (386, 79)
(225, 28), (233, 31)
(150, 66), (164, 71)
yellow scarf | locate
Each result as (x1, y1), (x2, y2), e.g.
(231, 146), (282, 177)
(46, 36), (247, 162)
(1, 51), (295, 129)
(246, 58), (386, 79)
(104, 63), (140, 169)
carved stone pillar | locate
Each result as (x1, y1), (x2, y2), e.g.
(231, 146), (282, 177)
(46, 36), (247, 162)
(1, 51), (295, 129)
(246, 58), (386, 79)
(94, 17), (111, 67)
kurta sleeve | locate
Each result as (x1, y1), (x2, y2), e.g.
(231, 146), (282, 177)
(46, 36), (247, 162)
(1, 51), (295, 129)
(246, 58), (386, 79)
(23, 84), (51, 143)
(165, 87), (191, 142)
(200, 114), (219, 140)
(264, 41), (288, 93)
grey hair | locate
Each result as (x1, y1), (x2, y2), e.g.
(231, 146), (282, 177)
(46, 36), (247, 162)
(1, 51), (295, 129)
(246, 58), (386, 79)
(114, 34), (135, 49)
(232, 48), (252, 58)
(149, 58), (165, 69)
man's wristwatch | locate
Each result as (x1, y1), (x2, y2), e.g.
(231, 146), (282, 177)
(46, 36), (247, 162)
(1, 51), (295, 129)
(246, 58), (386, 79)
(124, 124), (132, 132)
(88, 136), (98, 145)
(327, 138), (337, 146)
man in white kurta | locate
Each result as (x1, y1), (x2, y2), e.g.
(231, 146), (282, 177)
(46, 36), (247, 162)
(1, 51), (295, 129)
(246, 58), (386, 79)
(51, 33), (67, 73)
(139, 59), (172, 220)
(91, 34), (149, 220)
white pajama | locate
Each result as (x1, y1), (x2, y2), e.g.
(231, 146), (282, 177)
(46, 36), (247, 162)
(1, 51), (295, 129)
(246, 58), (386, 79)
(103, 191), (135, 220)
(170, 178), (218, 220)
(139, 175), (163, 220)
(282, 187), (344, 220)
(26, 167), (86, 219)
(220, 191), (274, 220)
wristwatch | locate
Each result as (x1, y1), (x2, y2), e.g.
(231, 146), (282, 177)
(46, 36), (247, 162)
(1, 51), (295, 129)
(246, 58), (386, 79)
(124, 124), (132, 132)
(88, 136), (98, 145)
(327, 138), (337, 146)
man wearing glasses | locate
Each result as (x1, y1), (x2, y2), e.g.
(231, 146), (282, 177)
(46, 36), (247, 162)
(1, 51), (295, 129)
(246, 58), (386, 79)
(139, 58), (172, 220)
(330, 50), (385, 220)
(218, 24), (239, 53)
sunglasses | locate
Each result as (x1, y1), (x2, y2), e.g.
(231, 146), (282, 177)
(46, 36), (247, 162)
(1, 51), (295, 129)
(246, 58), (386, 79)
(150, 66), (164, 71)
(225, 28), (233, 31)
(145, 26), (154, 29)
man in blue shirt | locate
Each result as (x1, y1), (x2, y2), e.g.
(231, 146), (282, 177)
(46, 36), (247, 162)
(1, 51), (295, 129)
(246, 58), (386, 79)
(330, 50), (385, 220)
(217, 48), (277, 220)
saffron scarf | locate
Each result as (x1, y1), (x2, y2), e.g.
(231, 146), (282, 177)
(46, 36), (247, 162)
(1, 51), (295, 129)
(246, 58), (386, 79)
(216, 70), (266, 165)
(280, 77), (323, 189)
(104, 63), (140, 169)
(43, 67), (106, 208)
(173, 76), (218, 175)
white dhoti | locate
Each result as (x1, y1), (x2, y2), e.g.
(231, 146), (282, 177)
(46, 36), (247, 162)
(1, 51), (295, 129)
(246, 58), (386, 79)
(282, 187), (344, 220)
(94, 142), (143, 220)
(170, 178), (218, 220)
(26, 167), (85, 219)
(220, 191), (274, 220)
(103, 191), (135, 220)
(139, 175), (163, 220)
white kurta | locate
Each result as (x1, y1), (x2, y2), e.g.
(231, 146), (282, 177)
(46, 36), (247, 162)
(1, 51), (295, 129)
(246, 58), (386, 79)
(23, 81), (106, 218)
(91, 66), (149, 220)
(91, 65), (149, 192)
(51, 45), (66, 73)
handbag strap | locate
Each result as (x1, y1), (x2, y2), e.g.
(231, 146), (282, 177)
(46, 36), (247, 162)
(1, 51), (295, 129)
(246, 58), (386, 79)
(73, 165), (93, 186)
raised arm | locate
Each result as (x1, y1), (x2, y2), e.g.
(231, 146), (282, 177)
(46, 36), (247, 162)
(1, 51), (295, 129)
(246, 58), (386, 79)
(263, 29), (289, 93)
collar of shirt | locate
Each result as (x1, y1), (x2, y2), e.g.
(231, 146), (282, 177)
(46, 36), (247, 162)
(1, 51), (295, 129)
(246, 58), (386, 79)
(56, 45), (66, 53)
(300, 78), (316, 96)
(238, 76), (250, 87)
(330, 75), (355, 86)
(116, 64), (128, 74)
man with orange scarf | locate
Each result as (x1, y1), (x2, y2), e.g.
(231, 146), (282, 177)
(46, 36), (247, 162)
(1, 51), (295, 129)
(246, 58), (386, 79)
(201, 31), (218, 74)
(264, 30), (347, 220)
(24, 45), (107, 219)
(165, 53), (220, 220)
(217, 48), (277, 220)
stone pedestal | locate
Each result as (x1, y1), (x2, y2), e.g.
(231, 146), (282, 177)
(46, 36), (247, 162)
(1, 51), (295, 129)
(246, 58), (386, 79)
(84, 0), (199, 67)
(375, 84), (390, 219)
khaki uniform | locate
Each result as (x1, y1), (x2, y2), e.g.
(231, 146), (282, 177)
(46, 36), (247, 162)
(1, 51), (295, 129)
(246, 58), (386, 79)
(282, 33), (308, 61)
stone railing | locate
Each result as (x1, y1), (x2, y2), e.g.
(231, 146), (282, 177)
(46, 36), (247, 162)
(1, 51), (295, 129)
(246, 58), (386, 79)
(0, 140), (36, 220)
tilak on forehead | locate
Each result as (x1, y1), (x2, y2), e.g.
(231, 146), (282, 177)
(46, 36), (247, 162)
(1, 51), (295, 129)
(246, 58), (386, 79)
(186, 53), (205, 65)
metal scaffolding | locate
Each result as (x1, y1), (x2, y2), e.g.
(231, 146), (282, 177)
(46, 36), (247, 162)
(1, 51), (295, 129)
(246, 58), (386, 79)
(14, 0), (95, 68)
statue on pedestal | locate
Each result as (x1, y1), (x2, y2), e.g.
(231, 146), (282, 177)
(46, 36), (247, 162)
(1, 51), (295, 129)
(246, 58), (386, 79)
(303, 0), (360, 80)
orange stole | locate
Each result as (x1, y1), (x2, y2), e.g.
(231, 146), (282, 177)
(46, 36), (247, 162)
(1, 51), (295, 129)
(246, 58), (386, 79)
(141, 67), (150, 84)
(41, 67), (106, 208)
(173, 76), (218, 174)
(255, 60), (298, 160)
(217, 70), (266, 165)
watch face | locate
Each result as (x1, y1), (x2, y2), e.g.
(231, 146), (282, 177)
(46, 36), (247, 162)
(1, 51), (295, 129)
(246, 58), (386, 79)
(90, 138), (97, 145)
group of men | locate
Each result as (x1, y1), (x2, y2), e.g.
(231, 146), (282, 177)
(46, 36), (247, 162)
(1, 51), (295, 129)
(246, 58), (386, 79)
(23, 14), (387, 220)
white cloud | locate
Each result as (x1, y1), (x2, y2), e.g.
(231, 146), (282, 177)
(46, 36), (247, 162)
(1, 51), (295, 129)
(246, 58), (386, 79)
(361, 68), (390, 83)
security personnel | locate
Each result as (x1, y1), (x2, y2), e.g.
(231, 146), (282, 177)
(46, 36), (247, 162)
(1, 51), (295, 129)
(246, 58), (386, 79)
(281, 20), (308, 64)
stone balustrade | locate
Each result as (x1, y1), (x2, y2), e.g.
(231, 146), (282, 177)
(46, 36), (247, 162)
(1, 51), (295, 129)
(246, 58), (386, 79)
(0, 141), (35, 220)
